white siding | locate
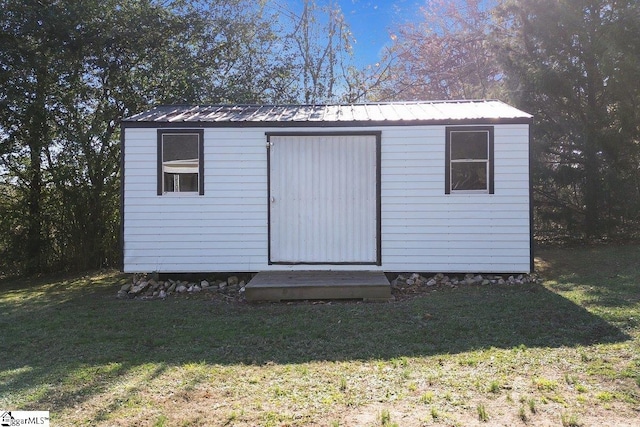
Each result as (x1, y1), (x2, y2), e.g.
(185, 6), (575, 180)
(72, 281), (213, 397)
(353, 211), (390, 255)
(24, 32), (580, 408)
(123, 123), (530, 273)
(379, 124), (531, 272)
(123, 128), (268, 272)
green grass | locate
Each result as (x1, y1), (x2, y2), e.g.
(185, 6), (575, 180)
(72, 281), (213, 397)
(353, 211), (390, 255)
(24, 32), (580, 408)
(518, 405), (528, 422)
(1, 245), (639, 425)
(430, 406), (440, 420)
(477, 403), (489, 422)
(534, 377), (559, 391)
(379, 408), (398, 427)
(527, 397), (537, 414)
(561, 412), (583, 427)
(419, 391), (434, 404)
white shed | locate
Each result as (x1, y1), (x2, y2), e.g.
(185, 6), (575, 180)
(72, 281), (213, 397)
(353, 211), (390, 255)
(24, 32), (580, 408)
(121, 100), (533, 274)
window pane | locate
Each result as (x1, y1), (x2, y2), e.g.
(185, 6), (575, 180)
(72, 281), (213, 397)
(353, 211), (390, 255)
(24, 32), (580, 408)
(451, 162), (487, 191)
(164, 173), (198, 192)
(163, 134), (199, 162)
(451, 131), (488, 160)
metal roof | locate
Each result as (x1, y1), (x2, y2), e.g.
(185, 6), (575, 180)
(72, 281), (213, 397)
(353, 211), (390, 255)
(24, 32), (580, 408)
(122, 100), (532, 127)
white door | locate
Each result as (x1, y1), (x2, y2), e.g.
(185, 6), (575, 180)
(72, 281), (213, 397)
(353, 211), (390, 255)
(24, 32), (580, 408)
(269, 134), (378, 264)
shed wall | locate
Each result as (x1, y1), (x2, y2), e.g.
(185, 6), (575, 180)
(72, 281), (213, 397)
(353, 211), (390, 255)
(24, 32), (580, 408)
(123, 123), (530, 273)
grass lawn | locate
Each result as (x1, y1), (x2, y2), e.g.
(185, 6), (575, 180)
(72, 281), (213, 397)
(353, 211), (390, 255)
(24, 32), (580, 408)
(1, 245), (639, 426)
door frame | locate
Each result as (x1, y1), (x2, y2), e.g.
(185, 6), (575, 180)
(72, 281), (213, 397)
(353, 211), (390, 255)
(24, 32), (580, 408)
(266, 131), (382, 266)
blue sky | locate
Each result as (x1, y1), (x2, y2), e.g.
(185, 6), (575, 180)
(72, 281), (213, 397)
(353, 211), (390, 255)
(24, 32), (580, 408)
(338, 0), (422, 67)
(274, 0), (424, 68)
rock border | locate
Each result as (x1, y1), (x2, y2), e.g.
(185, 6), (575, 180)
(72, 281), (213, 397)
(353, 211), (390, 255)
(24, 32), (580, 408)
(117, 272), (541, 301)
(117, 274), (247, 301)
(391, 272), (541, 299)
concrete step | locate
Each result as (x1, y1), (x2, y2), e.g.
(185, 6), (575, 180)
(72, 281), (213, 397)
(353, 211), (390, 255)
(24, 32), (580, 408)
(245, 271), (391, 302)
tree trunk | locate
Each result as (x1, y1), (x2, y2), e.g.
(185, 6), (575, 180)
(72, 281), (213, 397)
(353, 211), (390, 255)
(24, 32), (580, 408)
(25, 71), (48, 274)
(583, 130), (600, 237)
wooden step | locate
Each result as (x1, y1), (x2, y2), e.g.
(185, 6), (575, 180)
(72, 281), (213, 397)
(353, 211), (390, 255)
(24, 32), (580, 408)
(245, 271), (391, 302)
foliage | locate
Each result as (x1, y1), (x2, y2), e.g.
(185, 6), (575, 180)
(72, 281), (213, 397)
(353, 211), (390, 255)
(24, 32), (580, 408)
(377, 0), (504, 101)
(1, 1), (177, 273)
(495, 0), (640, 239)
(0, 0), (354, 275)
(384, 0), (640, 240)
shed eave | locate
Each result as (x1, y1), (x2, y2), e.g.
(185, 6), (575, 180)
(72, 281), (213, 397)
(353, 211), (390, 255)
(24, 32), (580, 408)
(120, 116), (533, 128)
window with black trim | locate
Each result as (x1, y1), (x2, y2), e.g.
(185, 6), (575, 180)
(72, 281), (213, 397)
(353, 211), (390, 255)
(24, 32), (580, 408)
(157, 130), (204, 195)
(445, 126), (494, 194)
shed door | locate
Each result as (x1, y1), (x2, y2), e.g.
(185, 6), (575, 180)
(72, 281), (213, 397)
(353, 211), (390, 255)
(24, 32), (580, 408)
(269, 134), (378, 264)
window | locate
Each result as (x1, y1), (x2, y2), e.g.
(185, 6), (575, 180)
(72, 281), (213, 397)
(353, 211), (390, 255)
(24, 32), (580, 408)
(157, 130), (204, 195)
(445, 127), (494, 194)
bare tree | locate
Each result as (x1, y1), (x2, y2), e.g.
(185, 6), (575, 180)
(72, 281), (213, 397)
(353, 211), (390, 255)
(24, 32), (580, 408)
(379, 0), (503, 101)
(280, 0), (354, 104)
